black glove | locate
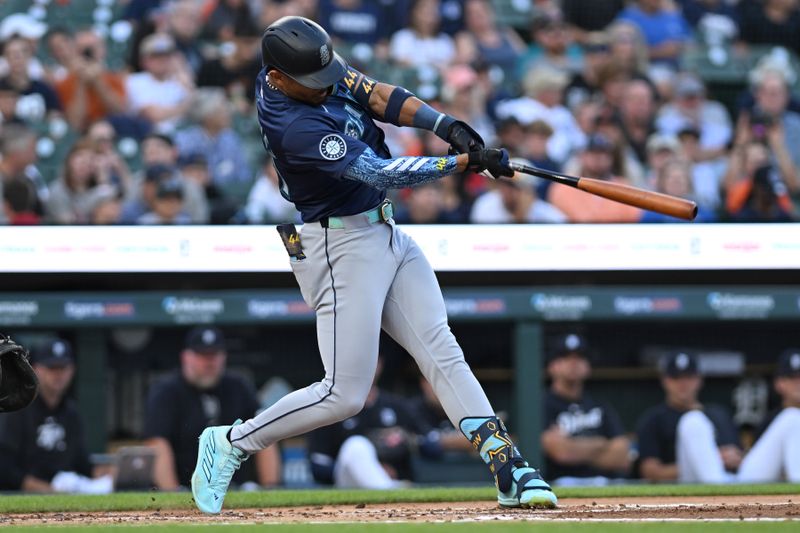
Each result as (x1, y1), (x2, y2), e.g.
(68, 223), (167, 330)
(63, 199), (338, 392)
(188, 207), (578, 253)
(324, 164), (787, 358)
(445, 120), (485, 154)
(467, 148), (513, 179)
(0, 334), (38, 413)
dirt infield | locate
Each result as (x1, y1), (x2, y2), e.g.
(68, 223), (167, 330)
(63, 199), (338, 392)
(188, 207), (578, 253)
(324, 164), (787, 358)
(1, 495), (799, 525)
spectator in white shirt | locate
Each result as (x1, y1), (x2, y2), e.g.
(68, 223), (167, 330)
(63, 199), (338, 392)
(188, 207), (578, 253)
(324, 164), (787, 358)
(495, 65), (584, 164)
(389, 0), (456, 69)
(125, 33), (194, 134)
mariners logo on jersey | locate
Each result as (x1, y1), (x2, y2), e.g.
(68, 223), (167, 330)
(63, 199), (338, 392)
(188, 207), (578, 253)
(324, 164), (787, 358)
(319, 134), (347, 160)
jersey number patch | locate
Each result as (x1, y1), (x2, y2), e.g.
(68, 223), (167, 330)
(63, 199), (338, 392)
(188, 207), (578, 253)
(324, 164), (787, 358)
(319, 134), (347, 161)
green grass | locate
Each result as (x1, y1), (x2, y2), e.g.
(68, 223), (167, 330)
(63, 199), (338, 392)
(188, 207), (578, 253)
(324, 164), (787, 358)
(0, 484), (797, 514)
(4, 524), (800, 533)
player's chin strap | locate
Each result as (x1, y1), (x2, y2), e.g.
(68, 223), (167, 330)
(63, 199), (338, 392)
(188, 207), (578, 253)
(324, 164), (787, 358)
(460, 416), (549, 497)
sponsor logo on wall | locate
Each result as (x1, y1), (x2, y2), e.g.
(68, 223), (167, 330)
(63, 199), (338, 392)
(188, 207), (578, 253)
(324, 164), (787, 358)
(247, 299), (313, 318)
(531, 294), (592, 320)
(162, 297), (224, 323)
(707, 292), (774, 319)
(613, 296), (682, 316)
(444, 298), (506, 316)
(0, 301), (39, 325)
(64, 301), (135, 320)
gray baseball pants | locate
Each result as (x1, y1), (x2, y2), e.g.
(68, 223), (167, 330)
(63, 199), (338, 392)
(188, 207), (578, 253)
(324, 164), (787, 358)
(230, 216), (494, 453)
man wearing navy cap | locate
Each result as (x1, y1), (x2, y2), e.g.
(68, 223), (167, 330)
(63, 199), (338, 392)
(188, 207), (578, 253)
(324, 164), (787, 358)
(541, 333), (631, 485)
(0, 338), (112, 493)
(143, 327), (280, 491)
(736, 349), (800, 482)
(636, 351), (741, 483)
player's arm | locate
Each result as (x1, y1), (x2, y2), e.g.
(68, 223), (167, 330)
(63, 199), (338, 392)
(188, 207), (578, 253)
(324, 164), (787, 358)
(541, 426), (609, 465)
(144, 437), (181, 490)
(254, 444), (281, 487)
(589, 436), (632, 472)
(343, 67), (483, 154)
(639, 458), (678, 482)
(343, 146), (511, 189)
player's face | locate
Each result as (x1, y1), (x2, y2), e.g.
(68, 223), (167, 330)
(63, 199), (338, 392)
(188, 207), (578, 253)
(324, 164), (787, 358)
(34, 364), (75, 399)
(182, 349), (226, 389)
(775, 376), (800, 407)
(662, 375), (702, 405)
(270, 70), (330, 106)
(548, 353), (590, 383)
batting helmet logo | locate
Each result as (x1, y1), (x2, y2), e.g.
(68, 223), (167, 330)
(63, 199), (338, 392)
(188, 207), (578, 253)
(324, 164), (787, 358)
(320, 44), (330, 66)
(319, 134), (346, 160)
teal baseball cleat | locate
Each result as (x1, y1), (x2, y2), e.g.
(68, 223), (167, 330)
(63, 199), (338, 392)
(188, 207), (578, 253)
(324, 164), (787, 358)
(191, 419), (248, 514)
(498, 463), (558, 509)
(460, 416), (557, 509)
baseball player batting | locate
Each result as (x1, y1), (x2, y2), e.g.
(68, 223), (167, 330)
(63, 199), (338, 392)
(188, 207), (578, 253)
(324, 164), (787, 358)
(191, 16), (556, 514)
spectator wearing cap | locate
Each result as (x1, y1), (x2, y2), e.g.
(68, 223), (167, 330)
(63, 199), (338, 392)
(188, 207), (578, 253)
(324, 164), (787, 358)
(564, 33), (612, 110)
(389, 0), (456, 70)
(635, 351), (742, 483)
(136, 176), (192, 224)
(540, 333), (631, 485)
(517, 10), (583, 78)
(174, 88), (252, 187)
(125, 33), (194, 134)
(0, 338), (112, 493)
(119, 133), (209, 223)
(470, 157), (566, 223)
(656, 73), (730, 210)
(616, 0), (691, 69)
(495, 66), (584, 165)
(735, 350), (800, 482)
(644, 133), (681, 184)
(54, 28), (128, 133)
(0, 35), (62, 123)
(548, 134), (643, 222)
(0, 14), (48, 81)
(143, 327), (281, 491)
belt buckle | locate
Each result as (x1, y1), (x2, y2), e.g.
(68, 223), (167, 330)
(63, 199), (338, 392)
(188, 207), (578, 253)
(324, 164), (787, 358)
(378, 200), (393, 222)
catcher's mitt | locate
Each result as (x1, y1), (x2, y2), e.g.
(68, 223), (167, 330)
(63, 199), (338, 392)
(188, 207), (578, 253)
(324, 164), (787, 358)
(0, 334), (38, 412)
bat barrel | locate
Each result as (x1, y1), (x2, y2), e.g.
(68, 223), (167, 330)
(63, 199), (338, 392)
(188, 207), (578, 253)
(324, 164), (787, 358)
(578, 178), (697, 220)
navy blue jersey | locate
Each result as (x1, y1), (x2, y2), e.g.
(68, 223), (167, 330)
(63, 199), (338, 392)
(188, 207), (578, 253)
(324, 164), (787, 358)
(256, 67), (389, 222)
(635, 403), (739, 471)
(543, 390), (626, 479)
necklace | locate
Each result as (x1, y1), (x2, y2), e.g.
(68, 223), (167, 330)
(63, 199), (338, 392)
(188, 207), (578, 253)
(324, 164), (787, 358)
(266, 75), (279, 91)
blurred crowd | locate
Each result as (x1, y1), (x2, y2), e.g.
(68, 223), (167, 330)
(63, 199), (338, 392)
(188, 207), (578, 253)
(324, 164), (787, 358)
(1, 0), (800, 225)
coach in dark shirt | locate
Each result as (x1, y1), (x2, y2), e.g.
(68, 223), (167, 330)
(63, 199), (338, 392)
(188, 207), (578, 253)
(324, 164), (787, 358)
(636, 351), (741, 482)
(0, 339), (93, 492)
(143, 327), (280, 490)
(541, 333), (631, 482)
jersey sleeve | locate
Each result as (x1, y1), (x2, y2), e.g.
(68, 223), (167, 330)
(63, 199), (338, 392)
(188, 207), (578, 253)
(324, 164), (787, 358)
(281, 116), (368, 180)
(635, 409), (663, 462)
(705, 405), (740, 448)
(600, 401), (626, 439)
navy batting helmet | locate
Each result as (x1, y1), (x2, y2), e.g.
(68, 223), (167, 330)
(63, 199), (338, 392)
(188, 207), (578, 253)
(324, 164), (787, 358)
(261, 16), (347, 89)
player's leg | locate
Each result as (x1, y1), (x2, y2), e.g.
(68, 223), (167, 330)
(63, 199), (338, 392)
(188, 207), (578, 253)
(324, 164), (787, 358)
(737, 407), (800, 482)
(232, 223), (396, 449)
(334, 435), (401, 489)
(193, 224), (395, 513)
(380, 226), (556, 508)
(675, 410), (729, 483)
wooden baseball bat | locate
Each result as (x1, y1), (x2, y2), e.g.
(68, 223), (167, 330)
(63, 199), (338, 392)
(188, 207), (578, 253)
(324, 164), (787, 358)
(508, 162), (698, 221)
